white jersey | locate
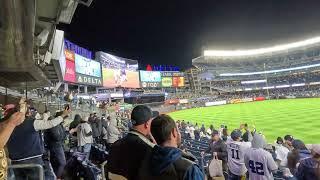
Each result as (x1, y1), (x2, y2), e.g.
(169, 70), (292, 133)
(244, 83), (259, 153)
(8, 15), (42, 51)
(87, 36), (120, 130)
(227, 140), (251, 175)
(244, 148), (278, 180)
(275, 145), (289, 167)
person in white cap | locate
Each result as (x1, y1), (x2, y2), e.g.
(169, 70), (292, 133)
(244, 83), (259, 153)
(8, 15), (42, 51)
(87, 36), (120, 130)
(295, 144), (320, 180)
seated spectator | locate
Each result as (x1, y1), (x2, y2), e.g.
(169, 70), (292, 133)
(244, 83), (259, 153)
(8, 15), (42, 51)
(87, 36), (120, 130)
(295, 144), (320, 180)
(200, 124), (206, 134)
(107, 105), (157, 180)
(138, 114), (204, 180)
(284, 135), (294, 151)
(244, 133), (278, 180)
(227, 129), (252, 180)
(287, 139), (311, 174)
(275, 137), (289, 168)
(203, 130), (228, 178)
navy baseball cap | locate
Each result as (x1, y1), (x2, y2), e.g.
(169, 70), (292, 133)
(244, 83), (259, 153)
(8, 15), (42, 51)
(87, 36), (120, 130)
(131, 105), (159, 126)
(211, 130), (219, 136)
(284, 135), (294, 142)
(231, 129), (242, 140)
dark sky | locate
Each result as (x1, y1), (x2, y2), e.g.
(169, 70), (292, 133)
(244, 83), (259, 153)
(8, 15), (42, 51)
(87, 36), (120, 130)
(60, 0), (320, 70)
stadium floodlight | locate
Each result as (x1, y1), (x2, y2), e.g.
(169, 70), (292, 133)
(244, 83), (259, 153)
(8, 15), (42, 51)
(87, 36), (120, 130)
(310, 82), (320, 85)
(262, 86), (275, 90)
(220, 63), (320, 76)
(292, 83), (306, 87)
(204, 36), (320, 57)
(241, 79), (267, 84)
(276, 85), (290, 88)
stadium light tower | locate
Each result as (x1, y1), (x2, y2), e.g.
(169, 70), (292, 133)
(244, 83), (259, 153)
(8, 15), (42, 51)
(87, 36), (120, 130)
(263, 63), (270, 99)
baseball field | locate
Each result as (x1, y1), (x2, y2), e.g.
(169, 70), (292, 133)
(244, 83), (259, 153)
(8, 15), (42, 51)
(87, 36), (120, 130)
(168, 98), (320, 144)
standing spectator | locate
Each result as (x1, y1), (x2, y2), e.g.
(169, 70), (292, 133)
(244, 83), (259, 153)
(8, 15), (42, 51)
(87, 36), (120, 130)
(89, 114), (102, 143)
(76, 116), (93, 160)
(284, 135), (294, 151)
(287, 139), (311, 174)
(244, 133), (278, 180)
(7, 107), (69, 180)
(107, 105), (157, 179)
(227, 129), (252, 180)
(203, 130), (228, 178)
(275, 137), (290, 168)
(222, 127), (229, 142)
(44, 111), (67, 180)
(105, 117), (121, 148)
(295, 144), (320, 180)
(138, 114), (204, 180)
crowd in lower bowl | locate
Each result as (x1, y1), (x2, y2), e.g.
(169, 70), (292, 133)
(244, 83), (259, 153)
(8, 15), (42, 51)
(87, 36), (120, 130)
(0, 99), (319, 180)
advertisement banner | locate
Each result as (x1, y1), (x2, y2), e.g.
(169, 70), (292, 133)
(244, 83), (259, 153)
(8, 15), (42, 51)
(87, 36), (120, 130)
(172, 77), (185, 87)
(161, 77), (173, 87)
(254, 97), (265, 101)
(140, 71), (161, 82)
(75, 54), (101, 77)
(96, 51), (139, 71)
(64, 50), (75, 61)
(76, 74), (102, 86)
(205, 100), (227, 107)
(230, 99), (242, 104)
(241, 98), (253, 102)
(179, 99), (189, 104)
(141, 82), (161, 88)
(161, 71), (184, 77)
(102, 68), (140, 88)
(64, 60), (76, 83)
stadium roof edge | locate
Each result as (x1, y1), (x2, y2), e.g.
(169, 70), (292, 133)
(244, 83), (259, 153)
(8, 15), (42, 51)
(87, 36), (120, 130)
(204, 36), (320, 57)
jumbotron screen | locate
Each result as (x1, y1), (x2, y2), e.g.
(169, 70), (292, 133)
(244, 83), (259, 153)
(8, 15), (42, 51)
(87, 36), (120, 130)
(102, 68), (140, 88)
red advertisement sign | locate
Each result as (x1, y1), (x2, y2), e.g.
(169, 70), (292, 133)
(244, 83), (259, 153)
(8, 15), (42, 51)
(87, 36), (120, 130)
(64, 60), (76, 82)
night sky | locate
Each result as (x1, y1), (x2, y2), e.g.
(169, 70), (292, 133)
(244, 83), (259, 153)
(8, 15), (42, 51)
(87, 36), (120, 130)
(59, 0), (320, 70)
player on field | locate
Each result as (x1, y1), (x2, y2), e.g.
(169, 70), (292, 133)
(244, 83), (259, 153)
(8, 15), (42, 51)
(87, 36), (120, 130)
(244, 133), (278, 180)
(226, 129), (252, 180)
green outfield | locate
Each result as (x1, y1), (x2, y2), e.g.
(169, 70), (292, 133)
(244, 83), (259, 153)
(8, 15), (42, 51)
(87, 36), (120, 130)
(168, 98), (320, 144)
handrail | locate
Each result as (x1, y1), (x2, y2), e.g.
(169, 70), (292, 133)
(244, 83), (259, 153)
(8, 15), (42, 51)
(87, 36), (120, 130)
(8, 164), (44, 180)
(101, 160), (108, 180)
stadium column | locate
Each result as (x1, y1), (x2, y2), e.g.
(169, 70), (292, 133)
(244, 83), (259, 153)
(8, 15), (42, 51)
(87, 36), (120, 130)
(84, 86), (88, 94)
(64, 83), (69, 92)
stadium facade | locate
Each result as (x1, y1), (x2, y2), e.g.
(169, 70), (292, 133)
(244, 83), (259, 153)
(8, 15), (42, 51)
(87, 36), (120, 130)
(191, 37), (320, 92)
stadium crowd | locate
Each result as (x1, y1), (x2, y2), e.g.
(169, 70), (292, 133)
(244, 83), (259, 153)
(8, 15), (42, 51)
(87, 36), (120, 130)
(0, 96), (319, 180)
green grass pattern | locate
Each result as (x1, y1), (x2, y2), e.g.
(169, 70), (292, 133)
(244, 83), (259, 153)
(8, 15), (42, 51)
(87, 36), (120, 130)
(168, 98), (320, 144)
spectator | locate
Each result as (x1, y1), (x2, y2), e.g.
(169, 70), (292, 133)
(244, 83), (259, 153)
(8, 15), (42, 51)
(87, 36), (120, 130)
(138, 114), (204, 180)
(295, 144), (320, 180)
(44, 111), (68, 180)
(275, 137), (290, 168)
(287, 139), (311, 174)
(200, 124), (206, 134)
(107, 105), (158, 179)
(244, 133), (278, 180)
(7, 107), (69, 180)
(70, 114), (81, 131)
(284, 135), (294, 151)
(222, 127), (229, 142)
(89, 114), (102, 143)
(69, 114), (81, 149)
(105, 116), (121, 148)
(75, 116), (93, 160)
(203, 130), (228, 178)
(226, 129), (252, 180)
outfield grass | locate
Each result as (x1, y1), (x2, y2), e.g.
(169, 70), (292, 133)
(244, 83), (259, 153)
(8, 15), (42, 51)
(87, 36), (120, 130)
(168, 98), (320, 144)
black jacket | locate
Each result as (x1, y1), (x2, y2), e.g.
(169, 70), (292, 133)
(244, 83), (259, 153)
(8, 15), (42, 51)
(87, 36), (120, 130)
(90, 117), (103, 138)
(44, 123), (66, 148)
(107, 130), (154, 180)
(205, 139), (228, 171)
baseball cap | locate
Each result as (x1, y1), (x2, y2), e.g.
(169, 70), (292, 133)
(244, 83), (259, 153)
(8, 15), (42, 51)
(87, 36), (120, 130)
(131, 105), (159, 126)
(312, 144), (320, 155)
(231, 129), (242, 141)
(211, 130), (219, 136)
(284, 135), (294, 142)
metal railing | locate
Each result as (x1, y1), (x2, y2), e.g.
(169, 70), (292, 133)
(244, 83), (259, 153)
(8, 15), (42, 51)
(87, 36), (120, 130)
(101, 160), (108, 180)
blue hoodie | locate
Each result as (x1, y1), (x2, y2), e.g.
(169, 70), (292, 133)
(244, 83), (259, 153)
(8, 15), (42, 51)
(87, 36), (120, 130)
(295, 157), (320, 180)
(150, 146), (204, 180)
